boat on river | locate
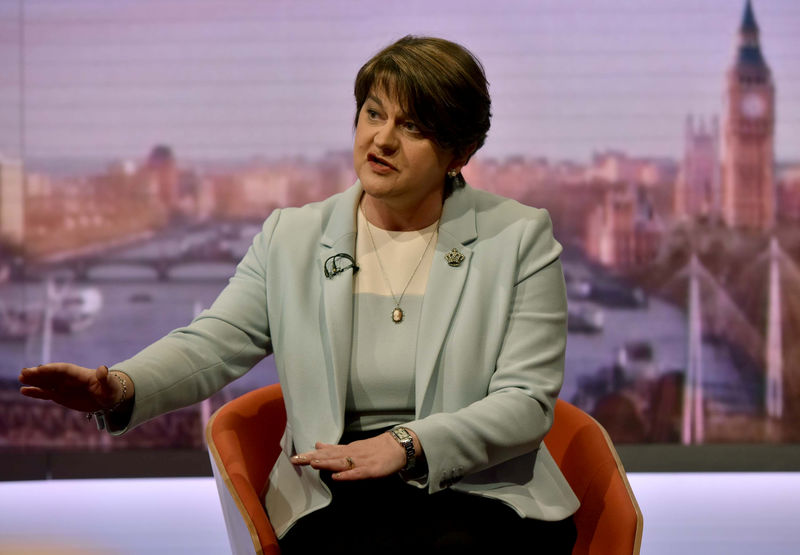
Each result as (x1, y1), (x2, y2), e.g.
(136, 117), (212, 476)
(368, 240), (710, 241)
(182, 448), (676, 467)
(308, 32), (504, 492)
(0, 304), (42, 341)
(568, 304), (604, 333)
(52, 287), (103, 334)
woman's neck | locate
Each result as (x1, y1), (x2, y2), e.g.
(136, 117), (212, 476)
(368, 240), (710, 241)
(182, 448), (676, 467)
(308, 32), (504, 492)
(360, 191), (443, 231)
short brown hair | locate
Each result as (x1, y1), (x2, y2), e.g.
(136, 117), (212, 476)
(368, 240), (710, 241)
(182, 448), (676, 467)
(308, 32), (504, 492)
(354, 36), (491, 190)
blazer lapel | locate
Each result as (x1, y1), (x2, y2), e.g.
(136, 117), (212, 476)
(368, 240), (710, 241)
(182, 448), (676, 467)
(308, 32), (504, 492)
(415, 186), (478, 415)
(318, 184), (362, 433)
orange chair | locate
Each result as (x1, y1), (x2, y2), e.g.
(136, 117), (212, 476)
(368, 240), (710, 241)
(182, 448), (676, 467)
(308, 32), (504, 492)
(544, 399), (643, 554)
(207, 384), (642, 555)
(207, 384), (285, 555)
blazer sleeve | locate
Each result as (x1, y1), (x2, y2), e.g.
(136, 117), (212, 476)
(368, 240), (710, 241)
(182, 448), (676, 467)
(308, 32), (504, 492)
(108, 210), (281, 433)
(405, 210), (567, 493)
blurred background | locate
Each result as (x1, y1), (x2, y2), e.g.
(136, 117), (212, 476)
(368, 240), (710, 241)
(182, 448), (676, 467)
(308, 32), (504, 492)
(1, 0), (799, 464)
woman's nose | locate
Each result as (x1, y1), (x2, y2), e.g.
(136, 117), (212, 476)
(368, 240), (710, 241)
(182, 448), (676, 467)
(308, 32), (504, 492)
(373, 122), (399, 152)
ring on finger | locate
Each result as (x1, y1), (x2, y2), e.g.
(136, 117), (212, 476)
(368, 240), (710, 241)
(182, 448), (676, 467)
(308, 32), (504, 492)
(345, 456), (355, 470)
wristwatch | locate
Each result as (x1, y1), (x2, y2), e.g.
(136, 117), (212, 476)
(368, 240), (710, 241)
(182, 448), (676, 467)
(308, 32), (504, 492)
(390, 427), (416, 472)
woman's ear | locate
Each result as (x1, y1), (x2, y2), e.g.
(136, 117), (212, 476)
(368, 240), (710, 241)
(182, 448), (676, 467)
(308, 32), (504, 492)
(453, 143), (478, 170)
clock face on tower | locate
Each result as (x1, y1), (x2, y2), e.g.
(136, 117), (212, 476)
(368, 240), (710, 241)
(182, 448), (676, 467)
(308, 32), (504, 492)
(741, 92), (767, 119)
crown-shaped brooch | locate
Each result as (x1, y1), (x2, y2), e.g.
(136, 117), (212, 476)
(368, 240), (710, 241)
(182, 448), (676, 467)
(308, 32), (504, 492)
(444, 248), (465, 267)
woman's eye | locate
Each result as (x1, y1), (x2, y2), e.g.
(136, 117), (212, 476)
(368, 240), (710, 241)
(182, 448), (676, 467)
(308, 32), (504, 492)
(403, 121), (420, 133)
(366, 109), (380, 120)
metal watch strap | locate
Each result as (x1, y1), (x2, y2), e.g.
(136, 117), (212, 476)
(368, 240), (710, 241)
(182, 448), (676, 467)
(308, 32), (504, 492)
(390, 427), (416, 472)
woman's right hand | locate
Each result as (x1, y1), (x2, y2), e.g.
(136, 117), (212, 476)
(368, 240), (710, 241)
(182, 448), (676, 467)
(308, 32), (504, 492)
(18, 363), (127, 414)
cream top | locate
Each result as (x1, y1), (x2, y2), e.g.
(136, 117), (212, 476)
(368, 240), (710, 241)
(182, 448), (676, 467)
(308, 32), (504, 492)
(345, 206), (439, 431)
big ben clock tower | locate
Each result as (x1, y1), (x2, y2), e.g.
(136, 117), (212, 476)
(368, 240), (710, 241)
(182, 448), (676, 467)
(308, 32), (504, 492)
(721, 0), (775, 231)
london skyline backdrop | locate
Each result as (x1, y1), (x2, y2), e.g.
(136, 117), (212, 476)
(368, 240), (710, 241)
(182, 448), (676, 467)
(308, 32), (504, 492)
(0, 0), (798, 165)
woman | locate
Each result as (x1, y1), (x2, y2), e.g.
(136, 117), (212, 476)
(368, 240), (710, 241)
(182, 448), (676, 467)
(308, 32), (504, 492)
(19, 36), (578, 553)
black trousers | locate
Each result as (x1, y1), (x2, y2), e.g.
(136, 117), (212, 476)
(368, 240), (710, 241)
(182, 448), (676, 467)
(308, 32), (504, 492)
(278, 466), (576, 555)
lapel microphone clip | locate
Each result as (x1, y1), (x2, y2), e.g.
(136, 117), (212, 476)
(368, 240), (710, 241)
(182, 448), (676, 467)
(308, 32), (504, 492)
(324, 253), (359, 279)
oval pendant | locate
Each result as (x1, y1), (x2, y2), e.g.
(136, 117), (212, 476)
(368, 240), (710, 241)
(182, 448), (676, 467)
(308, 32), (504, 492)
(392, 307), (404, 323)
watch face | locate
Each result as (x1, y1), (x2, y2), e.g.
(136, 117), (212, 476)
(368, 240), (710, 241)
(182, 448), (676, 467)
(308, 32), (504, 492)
(741, 93), (766, 119)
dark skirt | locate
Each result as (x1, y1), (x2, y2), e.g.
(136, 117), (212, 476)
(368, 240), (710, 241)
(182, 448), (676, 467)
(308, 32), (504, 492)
(278, 430), (576, 555)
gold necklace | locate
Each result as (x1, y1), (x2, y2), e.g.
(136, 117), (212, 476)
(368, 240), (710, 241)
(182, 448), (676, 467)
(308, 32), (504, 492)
(361, 202), (438, 323)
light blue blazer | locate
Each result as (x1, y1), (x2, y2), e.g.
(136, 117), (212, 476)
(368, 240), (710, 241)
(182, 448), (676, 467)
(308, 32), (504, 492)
(114, 182), (580, 537)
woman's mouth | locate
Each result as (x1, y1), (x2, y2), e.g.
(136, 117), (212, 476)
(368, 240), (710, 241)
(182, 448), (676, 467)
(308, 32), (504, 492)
(367, 153), (396, 173)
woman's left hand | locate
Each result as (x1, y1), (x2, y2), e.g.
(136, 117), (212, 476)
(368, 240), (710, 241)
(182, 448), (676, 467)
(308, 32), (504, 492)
(290, 431), (414, 480)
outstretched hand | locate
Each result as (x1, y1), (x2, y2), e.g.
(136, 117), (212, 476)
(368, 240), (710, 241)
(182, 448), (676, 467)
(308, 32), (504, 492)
(291, 432), (416, 481)
(19, 363), (123, 414)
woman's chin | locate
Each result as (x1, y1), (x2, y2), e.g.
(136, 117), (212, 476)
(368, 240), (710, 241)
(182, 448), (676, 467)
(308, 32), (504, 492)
(359, 176), (398, 199)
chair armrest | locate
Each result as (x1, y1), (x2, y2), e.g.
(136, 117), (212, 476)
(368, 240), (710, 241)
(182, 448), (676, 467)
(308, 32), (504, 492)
(207, 384), (287, 555)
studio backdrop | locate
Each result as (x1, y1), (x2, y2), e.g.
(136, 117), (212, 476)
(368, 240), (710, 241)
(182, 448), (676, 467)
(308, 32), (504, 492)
(1, 0), (799, 472)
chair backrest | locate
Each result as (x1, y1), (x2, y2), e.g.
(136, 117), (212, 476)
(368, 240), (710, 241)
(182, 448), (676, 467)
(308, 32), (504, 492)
(544, 399), (643, 555)
(206, 383), (286, 555)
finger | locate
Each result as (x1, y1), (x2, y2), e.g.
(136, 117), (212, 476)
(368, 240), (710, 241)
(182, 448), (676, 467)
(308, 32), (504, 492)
(19, 364), (83, 387)
(18, 367), (62, 388)
(22, 363), (76, 375)
(330, 456), (379, 481)
(292, 448), (322, 461)
(309, 456), (355, 472)
(291, 440), (357, 466)
(291, 449), (334, 465)
(19, 366), (46, 384)
(95, 365), (110, 385)
(299, 443), (345, 460)
(19, 386), (55, 401)
(331, 468), (369, 481)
